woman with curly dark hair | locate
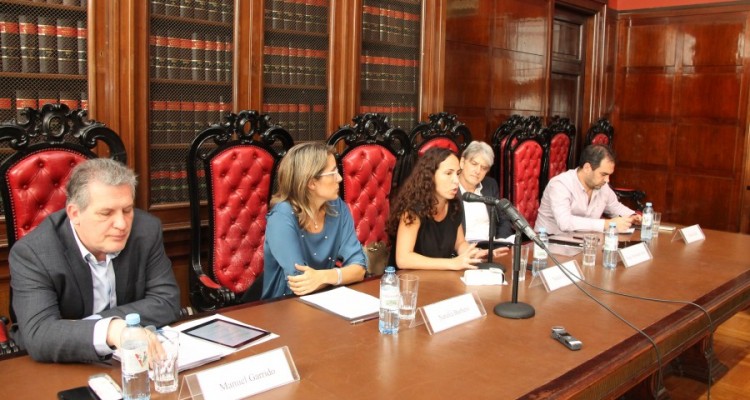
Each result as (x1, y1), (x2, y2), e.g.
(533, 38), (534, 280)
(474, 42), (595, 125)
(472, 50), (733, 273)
(387, 147), (486, 269)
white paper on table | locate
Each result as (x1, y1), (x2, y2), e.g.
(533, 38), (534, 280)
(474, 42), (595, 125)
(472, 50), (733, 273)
(298, 286), (380, 320)
(460, 269), (507, 286)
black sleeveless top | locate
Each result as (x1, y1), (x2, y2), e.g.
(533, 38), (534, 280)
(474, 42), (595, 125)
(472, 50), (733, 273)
(389, 205), (462, 268)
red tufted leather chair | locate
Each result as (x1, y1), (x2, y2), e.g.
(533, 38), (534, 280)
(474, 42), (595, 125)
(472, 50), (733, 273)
(328, 114), (410, 275)
(542, 116), (576, 190)
(492, 115), (536, 198)
(187, 110), (293, 311)
(0, 104), (126, 351)
(404, 112), (471, 187)
(583, 117), (646, 210)
(503, 123), (548, 228)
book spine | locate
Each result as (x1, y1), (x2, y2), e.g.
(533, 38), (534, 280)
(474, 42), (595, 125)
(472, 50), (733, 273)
(180, 99), (195, 144)
(164, 0), (180, 17)
(206, 99), (219, 125)
(204, 38), (217, 81)
(206, 0), (221, 22)
(298, 103), (310, 141)
(38, 90), (58, 110)
(223, 36), (232, 82)
(18, 15), (39, 73)
(191, 32), (205, 81)
(0, 14), (21, 72)
(37, 17), (57, 74)
(150, 99), (167, 144)
(57, 18), (77, 75)
(0, 93), (13, 123)
(271, 0), (283, 30)
(312, 103), (325, 138)
(80, 91), (88, 110)
(221, 0), (233, 23)
(165, 99), (181, 143)
(166, 32), (179, 80)
(59, 91), (80, 110)
(15, 90), (38, 122)
(214, 36), (224, 82)
(76, 20), (87, 75)
(194, 0), (208, 20)
(193, 100), (208, 138)
(179, 0), (194, 19)
(151, 0), (165, 16)
(179, 37), (192, 80)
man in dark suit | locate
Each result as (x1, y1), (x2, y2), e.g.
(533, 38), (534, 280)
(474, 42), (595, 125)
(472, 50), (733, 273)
(10, 158), (180, 363)
(459, 141), (514, 258)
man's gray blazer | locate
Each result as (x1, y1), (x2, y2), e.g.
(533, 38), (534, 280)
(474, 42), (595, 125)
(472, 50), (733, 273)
(9, 209), (180, 363)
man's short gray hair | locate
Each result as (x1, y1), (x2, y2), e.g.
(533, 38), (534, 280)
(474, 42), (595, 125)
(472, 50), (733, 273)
(461, 141), (494, 166)
(66, 158), (137, 210)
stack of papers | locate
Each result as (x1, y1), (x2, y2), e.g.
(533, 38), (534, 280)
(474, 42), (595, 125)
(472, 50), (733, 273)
(299, 286), (380, 321)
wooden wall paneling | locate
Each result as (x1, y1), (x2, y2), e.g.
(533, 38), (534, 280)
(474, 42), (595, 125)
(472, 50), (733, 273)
(492, 0), (549, 55)
(328, 0), (356, 131)
(237, 0), (258, 109)
(420, 0), (446, 119)
(446, 0), (491, 46)
(444, 41), (490, 109)
(614, 6), (750, 232)
(491, 49), (546, 113)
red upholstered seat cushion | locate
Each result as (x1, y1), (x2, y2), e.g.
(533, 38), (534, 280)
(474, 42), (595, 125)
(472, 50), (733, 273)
(512, 141), (543, 227)
(210, 146), (275, 293)
(548, 133), (571, 179)
(418, 138), (459, 156)
(591, 133), (609, 146)
(342, 145), (396, 244)
(5, 149), (87, 240)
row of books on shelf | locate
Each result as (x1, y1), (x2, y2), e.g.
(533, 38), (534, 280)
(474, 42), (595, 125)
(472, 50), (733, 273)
(150, 31), (232, 82)
(0, 15), (86, 75)
(263, 45), (327, 87)
(0, 90), (87, 122)
(150, 98), (231, 145)
(151, 0), (233, 23)
(150, 161), (196, 204)
(264, 102), (326, 141)
(362, 4), (420, 46)
(359, 104), (417, 130)
(264, 0), (328, 34)
(16, 0), (85, 6)
(361, 51), (418, 93)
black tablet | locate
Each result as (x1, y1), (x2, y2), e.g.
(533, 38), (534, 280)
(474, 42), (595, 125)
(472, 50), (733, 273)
(182, 318), (270, 348)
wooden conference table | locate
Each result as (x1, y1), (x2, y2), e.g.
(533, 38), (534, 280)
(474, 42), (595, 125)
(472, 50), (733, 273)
(1, 228), (750, 399)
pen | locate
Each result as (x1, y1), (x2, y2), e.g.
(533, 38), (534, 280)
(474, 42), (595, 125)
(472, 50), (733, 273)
(350, 315), (379, 325)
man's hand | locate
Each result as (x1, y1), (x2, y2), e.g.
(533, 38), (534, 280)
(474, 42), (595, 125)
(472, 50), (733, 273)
(106, 319), (165, 368)
(606, 216), (636, 232)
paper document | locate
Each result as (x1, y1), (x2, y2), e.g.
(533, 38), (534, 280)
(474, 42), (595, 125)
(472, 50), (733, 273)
(299, 286), (380, 321)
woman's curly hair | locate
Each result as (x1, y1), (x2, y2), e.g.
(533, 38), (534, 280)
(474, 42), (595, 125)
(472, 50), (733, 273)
(387, 147), (460, 237)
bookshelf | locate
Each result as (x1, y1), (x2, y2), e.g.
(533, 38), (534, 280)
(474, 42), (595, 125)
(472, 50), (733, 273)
(148, 0), (234, 206)
(262, 0), (329, 142)
(360, 0), (421, 131)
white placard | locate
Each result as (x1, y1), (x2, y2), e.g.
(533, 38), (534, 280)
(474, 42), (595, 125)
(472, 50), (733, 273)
(679, 224), (705, 244)
(421, 293), (485, 334)
(540, 261), (582, 292)
(193, 347), (299, 400)
(619, 242), (652, 268)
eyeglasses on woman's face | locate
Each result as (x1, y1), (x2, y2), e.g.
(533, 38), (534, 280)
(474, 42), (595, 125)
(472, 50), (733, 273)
(317, 170), (341, 179)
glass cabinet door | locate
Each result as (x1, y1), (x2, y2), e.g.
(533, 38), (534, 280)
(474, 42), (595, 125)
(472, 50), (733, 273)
(148, 0), (234, 205)
(360, 0), (421, 130)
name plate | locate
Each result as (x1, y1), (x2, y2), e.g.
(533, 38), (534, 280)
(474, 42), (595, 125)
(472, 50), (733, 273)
(678, 224), (705, 244)
(619, 242), (652, 268)
(539, 261), (582, 292)
(182, 346), (299, 400)
(420, 292), (486, 335)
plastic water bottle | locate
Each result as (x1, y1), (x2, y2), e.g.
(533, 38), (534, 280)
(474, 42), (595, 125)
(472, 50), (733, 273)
(532, 228), (549, 276)
(379, 266), (400, 335)
(603, 222), (618, 269)
(121, 313), (150, 400)
(641, 202), (654, 241)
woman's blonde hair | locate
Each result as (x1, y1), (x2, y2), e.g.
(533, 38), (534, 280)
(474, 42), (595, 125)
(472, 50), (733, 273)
(272, 142), (337, 227)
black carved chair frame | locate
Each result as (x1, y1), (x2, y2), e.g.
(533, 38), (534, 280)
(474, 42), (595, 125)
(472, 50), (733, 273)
(187, 111), (293, 311)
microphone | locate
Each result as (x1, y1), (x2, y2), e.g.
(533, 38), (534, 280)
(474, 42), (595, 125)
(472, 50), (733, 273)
(496, 199), (544, 248)
(461, 192), (502, 206)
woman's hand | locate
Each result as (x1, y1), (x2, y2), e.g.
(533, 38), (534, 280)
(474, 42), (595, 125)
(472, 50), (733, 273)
(452, 243), (486, 270)
(492, 247), (510, 259)
(287, 264), (328, 295)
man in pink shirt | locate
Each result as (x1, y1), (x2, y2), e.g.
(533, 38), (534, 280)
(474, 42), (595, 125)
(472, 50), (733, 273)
(535, 145), (641, 234)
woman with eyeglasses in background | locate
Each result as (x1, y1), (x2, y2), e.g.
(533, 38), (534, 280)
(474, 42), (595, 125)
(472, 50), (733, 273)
(262, 142), (366, 299)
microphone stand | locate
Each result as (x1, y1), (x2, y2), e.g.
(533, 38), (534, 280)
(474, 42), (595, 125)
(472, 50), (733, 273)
(477, 204), (504, 272)
(494, 229), (535, 319)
